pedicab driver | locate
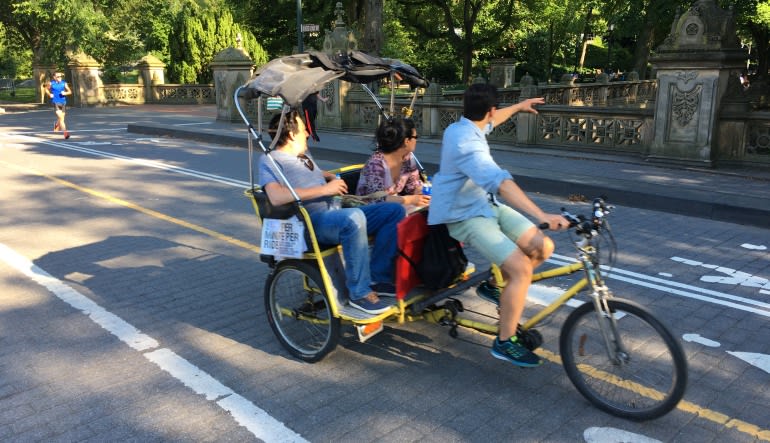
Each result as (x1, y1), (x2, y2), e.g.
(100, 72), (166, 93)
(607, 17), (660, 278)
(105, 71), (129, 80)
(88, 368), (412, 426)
(258, 110), (405, 315)
(428, 83), (568, 367)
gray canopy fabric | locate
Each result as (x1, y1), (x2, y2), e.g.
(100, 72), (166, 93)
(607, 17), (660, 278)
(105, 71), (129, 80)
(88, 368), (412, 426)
(241, 51), (428, 108)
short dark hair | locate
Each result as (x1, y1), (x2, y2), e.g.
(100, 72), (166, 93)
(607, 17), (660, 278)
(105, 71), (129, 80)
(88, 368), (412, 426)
(268, 111), (302, 147)
(462, 83), (498, 121)
(375, 117), (416, 153)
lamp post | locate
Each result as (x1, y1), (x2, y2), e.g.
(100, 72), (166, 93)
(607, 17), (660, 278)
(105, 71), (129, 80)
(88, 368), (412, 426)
(296, 0), (303, 53)
(606, 24), (615, 74)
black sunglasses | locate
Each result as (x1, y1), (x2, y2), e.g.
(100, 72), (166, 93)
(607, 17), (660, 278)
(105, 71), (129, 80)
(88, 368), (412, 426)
(406, 135), (419, 140)
(297, 153), (315, 171)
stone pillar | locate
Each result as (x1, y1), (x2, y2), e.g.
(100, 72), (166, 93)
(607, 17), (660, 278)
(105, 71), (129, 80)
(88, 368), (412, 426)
(320, 2), (358, 130)
(648, 0), (747, 166)
(517, 74), (540, 144)
(490, 59), (517, 88)
(422, 81), (442, 138)
(33, 64), (57, 104)
(210, 47), (254, 122)
(67, 52), (104, 106)
(137, 54), (166, 103)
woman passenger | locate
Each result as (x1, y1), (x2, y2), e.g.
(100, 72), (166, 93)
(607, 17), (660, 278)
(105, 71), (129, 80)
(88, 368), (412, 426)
(356, 117), (430, 208)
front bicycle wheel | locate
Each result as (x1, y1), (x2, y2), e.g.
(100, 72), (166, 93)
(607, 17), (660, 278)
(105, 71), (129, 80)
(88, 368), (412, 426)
(559, 299), (687, 420)
(265, 260), (340, 363)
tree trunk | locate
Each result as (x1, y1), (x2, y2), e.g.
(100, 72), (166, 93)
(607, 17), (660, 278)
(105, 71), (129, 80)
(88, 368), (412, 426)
(633, 21), (655, 79)
(361, 0), (383, 55)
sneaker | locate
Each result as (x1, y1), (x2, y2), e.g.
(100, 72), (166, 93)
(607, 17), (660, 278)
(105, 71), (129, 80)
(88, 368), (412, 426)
(490, 336), (543, 367)
(370, 282), (396, 297)
(54, 121), (60, 131)
(476, 281), (500, 305)
(349, 296), (393, 315)
(64, 131), (70, 139)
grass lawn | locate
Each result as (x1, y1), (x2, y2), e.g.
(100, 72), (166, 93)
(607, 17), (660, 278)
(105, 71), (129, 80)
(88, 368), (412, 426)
(0, 87), (37, 103)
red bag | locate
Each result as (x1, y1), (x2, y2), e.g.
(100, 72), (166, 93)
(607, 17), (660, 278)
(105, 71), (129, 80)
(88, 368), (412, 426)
(395, 211), (429, 299)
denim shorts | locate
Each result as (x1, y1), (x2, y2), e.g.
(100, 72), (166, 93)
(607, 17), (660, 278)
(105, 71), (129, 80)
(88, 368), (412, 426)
(446, 204), (534, 266)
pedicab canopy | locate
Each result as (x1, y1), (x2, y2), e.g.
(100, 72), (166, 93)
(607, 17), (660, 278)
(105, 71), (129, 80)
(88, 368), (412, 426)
(239, 50), (429, 108)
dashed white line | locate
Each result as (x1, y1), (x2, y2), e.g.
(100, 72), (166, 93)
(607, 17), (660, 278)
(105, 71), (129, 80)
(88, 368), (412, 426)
(0, 242), (307, 442)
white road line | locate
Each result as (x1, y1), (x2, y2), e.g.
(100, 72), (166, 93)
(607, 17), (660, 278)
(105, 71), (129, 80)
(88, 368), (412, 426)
(8, 128), (125, 135)
(17, 131), (770, 319)
(727, 351), (770, 374)
(0, 242), (307, 443)
(15, 134), (249, 188)
(584, 427), (661, 443)
(682, 333), (721, 347)
(548, 254), (770, 317)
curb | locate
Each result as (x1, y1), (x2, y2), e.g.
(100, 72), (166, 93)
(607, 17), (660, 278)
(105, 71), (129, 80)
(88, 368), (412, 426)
(127, 123), (770, 228)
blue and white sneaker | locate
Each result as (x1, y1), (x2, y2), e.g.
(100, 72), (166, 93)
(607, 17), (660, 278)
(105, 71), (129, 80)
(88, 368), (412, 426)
(350, 296), (393, 315)
(490, 336), (543, 367)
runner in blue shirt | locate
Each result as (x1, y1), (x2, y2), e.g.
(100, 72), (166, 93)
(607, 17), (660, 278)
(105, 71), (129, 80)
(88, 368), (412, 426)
(45, 72), (72, 139)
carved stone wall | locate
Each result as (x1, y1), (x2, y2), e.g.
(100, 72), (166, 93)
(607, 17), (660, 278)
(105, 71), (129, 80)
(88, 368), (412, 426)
(649, 0), (748, 166)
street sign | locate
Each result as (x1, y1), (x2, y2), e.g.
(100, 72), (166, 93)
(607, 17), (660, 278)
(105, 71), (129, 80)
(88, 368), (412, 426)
(301, 24), (320, 33)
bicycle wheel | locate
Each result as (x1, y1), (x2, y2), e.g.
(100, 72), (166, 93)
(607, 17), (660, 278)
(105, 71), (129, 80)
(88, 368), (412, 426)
(265, 260), (340, 363)
(559, 298), (687, 420)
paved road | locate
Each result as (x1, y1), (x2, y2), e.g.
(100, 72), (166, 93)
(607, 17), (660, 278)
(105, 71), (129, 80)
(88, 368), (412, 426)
(1, 105), (769, 442)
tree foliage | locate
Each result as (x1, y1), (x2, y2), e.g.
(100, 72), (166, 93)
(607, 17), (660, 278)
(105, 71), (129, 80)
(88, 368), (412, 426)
(168, 1), (267, 84)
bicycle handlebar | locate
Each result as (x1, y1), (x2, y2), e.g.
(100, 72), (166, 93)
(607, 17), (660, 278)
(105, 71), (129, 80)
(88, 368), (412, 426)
(538, 197), (613, 238)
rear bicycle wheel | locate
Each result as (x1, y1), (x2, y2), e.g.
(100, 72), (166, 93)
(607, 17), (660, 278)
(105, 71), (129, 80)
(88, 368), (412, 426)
(265, 260), (340, 362)
(559, 299), (687, 420)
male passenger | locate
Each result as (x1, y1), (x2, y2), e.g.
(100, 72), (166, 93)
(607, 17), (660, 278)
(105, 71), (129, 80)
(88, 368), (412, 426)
(259, 111), (405, 315)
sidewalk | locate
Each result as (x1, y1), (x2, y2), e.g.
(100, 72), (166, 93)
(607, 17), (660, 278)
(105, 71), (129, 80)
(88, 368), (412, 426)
(116, 104), (769, 228)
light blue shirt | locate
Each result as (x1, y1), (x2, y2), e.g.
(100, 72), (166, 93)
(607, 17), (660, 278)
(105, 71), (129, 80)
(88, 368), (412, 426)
(427, 117), (513, 225)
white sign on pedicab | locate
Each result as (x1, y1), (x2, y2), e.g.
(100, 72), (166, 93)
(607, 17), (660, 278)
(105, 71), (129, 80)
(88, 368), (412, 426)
(260, 216), (306, 258)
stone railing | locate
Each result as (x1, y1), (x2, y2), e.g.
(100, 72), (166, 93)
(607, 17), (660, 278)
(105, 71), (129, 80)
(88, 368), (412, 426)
(102, 84), (144, 104)
(155, 84), (215, 104)
(99, 83), (215, 105)
(343, 81), (657, 157)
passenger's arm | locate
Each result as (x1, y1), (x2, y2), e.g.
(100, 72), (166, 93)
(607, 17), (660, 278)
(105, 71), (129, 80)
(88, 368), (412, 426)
(263, 179), (347, 206)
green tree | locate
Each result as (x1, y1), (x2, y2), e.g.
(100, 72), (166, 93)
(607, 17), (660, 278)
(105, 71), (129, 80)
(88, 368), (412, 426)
(168, 0), (267, 83)
(391, 0), (524, 84)
(0, 0), (109, 67)
(729, 0), (770, 79)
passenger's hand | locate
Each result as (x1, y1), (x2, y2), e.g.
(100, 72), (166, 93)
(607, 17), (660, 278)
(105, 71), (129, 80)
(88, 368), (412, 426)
(407, 194), (430, 207)
(540, 213), (569, 231)
(326, 178), (347, 196)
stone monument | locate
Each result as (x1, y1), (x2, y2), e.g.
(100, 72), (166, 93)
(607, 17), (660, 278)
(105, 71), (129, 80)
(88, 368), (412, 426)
(648, 0), (747, 166)
(318, 2), (359, 130)
(210, 44), (254, 122)
(67, 52), (105, 106)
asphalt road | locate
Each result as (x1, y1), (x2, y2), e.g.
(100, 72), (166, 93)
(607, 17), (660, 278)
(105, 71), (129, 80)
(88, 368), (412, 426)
(1, 106), (769, 442)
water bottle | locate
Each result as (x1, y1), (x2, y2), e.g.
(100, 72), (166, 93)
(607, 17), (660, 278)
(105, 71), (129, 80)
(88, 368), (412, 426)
(422, 176), (432, 196)
(330, 174), (343, 210)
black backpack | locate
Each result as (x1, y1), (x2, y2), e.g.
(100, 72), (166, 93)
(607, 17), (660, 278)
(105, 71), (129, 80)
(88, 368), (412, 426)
(416, 224), (468, 289)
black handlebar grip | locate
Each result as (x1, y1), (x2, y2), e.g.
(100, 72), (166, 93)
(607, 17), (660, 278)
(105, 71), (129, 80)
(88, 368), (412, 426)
(538, 222), (550, 230)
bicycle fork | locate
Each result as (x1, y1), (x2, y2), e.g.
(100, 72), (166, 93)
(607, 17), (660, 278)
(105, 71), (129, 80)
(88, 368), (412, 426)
(584, 262), (629, 365)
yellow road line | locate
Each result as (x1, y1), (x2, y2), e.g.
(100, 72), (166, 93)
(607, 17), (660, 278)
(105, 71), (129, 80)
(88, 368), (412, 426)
(4, 159), (769, 441)
(1, 160), (261, 254)
(538, 348), (770, 441)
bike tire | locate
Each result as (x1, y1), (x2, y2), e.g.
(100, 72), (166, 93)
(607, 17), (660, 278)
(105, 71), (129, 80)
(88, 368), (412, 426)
(265, 260), (340, 363)
(559, 298), (687, 420)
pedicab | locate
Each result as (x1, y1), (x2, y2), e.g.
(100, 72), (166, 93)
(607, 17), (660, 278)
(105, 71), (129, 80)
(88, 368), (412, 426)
(233, 51), (687, 421)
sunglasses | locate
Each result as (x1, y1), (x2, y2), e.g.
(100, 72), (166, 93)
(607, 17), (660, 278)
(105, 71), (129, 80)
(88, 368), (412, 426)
(407, 135), (419, 140)
(297, 153), (315, 171)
